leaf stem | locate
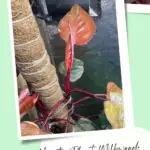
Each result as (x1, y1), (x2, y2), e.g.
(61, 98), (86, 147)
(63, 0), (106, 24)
(70, 88), (106, 101)
(32, 117), (45, 123)
(42, 97), (67, 130)
(37, 100), (48, 114)
(73, 113), (89, 120)
(65, 113), (71, 133)
(53, 118), (75, 125)
(73, 96), (91, 105)
(65, 20), (74, 93)
(73, 94), (106, 105)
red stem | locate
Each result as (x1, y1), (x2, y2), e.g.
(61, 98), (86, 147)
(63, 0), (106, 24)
(41, 89), (106, 130)
(45, 122), (49, 131)
(54, 118), (75, 125)
(42, 98), (67, 129)
(73, 113), (89, 120)
(65, 21), (74, 93)
(32, 117), (45, 123)
(70, 88), (106, 101)
(73, 96), (91, 105)
(65, 69), (71, 93)
(73, 94), (106, 105)
(65, 113), (71, 133)
(37, 100), (48, 114)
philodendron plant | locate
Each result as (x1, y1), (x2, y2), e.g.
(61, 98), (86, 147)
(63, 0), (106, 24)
(18, 4), (124, 136)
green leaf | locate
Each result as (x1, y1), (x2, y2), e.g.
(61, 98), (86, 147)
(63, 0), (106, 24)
(73, 118), (98, 132)
(59, 58), (84, 82)
(98, 111), (112, 129)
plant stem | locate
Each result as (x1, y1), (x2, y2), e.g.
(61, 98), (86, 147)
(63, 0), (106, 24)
(42, 97), (67, 130)
(73, 95), (106, 105)
(45, 122), (49, 132)
(73, 113), (89, 120)
(73, 96), (91, 105)
(32, 117), (45, 123)
(70, 88), (106, 101)
(95, 94), (106, 96)
(37, 100), (47, 114)
(65, 113), (71, 133)
(54, 118), (75, 125)
(65, 21), (74, 93)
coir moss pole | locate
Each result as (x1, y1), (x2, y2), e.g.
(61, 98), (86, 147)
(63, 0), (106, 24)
(11, 0), (69, 119)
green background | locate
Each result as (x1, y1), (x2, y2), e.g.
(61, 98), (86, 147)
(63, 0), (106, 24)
(1, 0), (150, 149)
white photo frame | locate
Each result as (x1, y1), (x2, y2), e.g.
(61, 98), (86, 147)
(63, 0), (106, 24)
(40, 128), (148, 150)
(126, 4), (150, 14)
(7, 0), (134, 141)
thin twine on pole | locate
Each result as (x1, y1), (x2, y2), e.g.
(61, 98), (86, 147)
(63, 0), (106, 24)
(15, 35), (40, 47)
(11, 0), (72, 122)
(13, 13), (32, 24)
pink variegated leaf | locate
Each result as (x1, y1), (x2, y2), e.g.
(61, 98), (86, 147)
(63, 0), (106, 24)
(18, 88), (29, 103)
(58, 4), (96, 70)
(19, 93), (39, 119)
(58, 4), (96, 92)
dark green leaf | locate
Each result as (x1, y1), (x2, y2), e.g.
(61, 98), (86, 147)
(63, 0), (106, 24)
(98, 111), (112, 129)
(59, 58), (84, 82)
(73, 118), (98, 132)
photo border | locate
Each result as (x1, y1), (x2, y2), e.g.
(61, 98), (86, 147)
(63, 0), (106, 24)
(7, 0), (134, 141)
(126, 4), (150, 14)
